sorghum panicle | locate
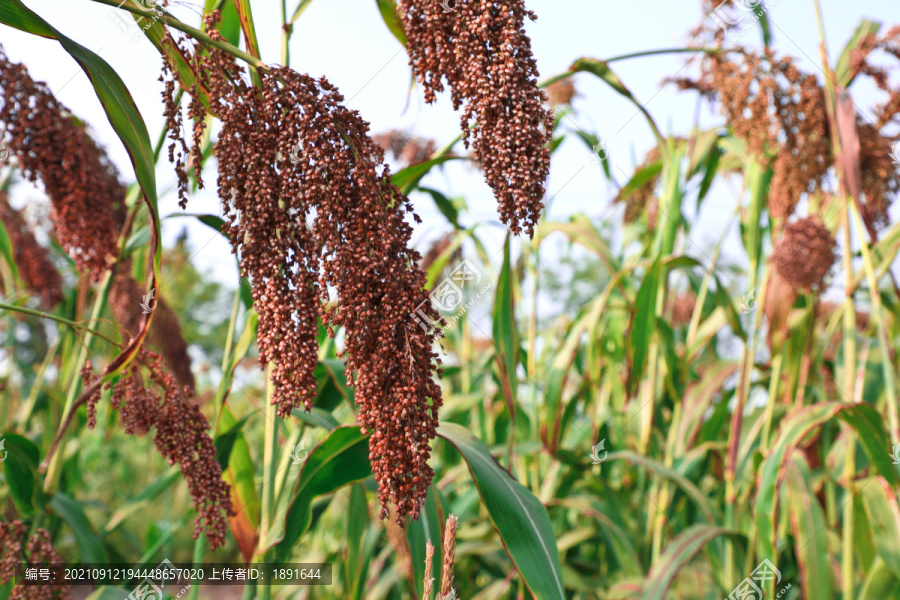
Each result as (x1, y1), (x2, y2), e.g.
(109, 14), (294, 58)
(372, 130), (437, 167)
(164, 14), (443, 521)
(0, 192), (64, 309)
(109, 261), (196, 392)
(0, 46), (123, 280)
(676, 49), (831, 219)
(772, 217), (837, 291)
(396, 0), (554, 236)
(83, 350), (233, 549)
(614, 146), (661, 224)
(0, 521), (69, 600)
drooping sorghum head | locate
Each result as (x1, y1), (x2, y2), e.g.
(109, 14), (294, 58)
(0, 192), (64, 309)
(857, 124), (899, 230)
(372, 129), (437, 167)
(614, 146), (661, 225)
(85, 350), (233, 549)
(0, 46), (124, 280)
(0, 521), (70, 600)
(545, 78), (577, 107)
(162, 14), (444, 522)
(772, 217), (836, 291)
(109, 260), (196, 392)
(396, 0), (554, 236)
(678, 49), (831, 219)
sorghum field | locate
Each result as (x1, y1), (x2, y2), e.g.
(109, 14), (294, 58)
(1, 0), (900, 598)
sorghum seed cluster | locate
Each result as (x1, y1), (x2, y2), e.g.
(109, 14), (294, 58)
(772, 217), (837, 291)
(396, 0), (554, 236)
(163, 14), (443, 521)
(372, 129), (437, 167)
(0, 192), (64, 309)
(82, 349), (232, 549)
(614, 146), (661, 225)
(0, 46), (124, 280)
(110, 259), (196, 392)
(705, 50), (830, 219)
(0, 521), (69, 600)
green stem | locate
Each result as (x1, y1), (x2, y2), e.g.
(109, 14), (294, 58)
(90, 0), (267, 70)
(213, 291), (242, 430)
(850, 203), (900, 442)
(258, 362), (278, 600)
(840, 204), (858, 599)
(280, 0), (290, 67)
(187, 534), (205, 600)
(42, 268), (115, 494)
(0, 302), (120, 347)
(16, 339), (60, 427)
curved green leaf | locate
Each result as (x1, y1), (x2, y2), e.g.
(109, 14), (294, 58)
(270, 426), (373, 558)
(606, 451), (717, 524)
(51, 492), (108, 563)
(0, 433), (39, 515)
(835, 20), (882, 87)
(375, 0), (406, 46)
(784, 457), (832, 598)
(861, 557), (900, 600)
(493, 235), (519, 459)
(437, 422), (565, 600)
(217, 406), (259, 563)
(642, 524), (734, 600)
(393, 156), (463, 194)
(756, 402), (899, 588)
(569, 57), (663, 144)
(860, 476), (900, 579)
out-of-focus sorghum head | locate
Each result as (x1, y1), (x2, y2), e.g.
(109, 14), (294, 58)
(857, 123), (899, 230)
(83, 350), (232, 549)
(545, 78), (577, 107)
(396, 0), (554, 236)
(845, 28), (900, 230)
(0, 521), (69, 600)
(372, 130), (437, 167)
(772, 217), (837, 291)
(0, 46), (124, 280)
(676, 49), (831, 219)
(669, 292), (697, 326)
(162, 15), (443, 522)
(110, 261), (195, 392)
(0, 192), (64, 309)
(614, 146), (662, 225)
(849, 26), (900, 127)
